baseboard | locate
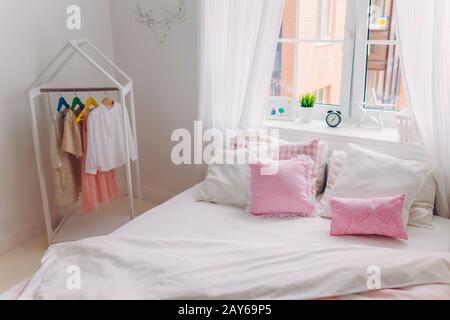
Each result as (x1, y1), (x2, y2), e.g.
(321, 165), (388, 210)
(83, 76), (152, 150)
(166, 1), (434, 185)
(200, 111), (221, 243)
(0, 218), (46, 255)
(141, 186), (177, 204)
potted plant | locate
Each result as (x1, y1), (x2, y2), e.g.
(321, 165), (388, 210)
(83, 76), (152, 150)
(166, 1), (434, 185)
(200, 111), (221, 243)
(297, 93), (316, 123)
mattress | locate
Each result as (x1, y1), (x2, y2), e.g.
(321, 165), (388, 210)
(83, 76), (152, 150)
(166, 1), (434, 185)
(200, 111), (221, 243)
(114, 184), (450, 253)
(9, 184), (450, 299)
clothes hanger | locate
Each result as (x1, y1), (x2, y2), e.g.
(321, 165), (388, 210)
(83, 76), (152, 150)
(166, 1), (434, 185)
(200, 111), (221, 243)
(76, 89), (98, 123)
(84, 90), (99, 110)
(71, 90), (85, 111)
(102, 87), (114, 106)
(57, 92), (70, 112)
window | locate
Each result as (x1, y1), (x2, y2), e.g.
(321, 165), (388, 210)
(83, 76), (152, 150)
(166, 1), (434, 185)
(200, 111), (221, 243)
(313, 86), (331, 103)
(317, 0), (333, 39)
(271, 0), (350, 109)
(363, 0), (407, 111)
(270, 0), (407, 121)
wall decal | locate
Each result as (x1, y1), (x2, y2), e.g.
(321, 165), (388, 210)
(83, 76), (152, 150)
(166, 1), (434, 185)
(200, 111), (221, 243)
(136, 0), (186, 43)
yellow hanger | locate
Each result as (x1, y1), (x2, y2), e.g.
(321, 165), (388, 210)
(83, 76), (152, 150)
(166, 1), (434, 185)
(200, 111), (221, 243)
(76, 95), (98, 123)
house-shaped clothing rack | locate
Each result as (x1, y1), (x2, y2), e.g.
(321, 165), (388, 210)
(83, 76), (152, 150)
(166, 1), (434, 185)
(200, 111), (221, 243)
(29, 39), (142, 244)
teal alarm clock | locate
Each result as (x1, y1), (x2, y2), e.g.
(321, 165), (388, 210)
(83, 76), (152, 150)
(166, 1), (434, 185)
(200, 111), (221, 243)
(326, 110), (342, 128)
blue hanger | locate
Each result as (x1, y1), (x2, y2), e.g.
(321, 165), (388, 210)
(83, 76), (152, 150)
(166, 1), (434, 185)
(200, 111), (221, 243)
(57, 93), (70, 112)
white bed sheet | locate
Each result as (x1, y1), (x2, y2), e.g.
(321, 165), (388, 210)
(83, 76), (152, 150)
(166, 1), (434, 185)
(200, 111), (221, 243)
(0, 279), (29, 300)
(11, 184), (450, 299)
(114, 184), (450, 253)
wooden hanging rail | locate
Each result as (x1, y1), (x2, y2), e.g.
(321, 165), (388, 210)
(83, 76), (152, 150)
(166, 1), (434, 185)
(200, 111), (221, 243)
(40, 87), (120, 93)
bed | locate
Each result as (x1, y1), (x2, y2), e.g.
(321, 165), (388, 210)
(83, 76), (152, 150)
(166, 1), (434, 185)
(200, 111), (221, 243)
(10, 185), (450, 299)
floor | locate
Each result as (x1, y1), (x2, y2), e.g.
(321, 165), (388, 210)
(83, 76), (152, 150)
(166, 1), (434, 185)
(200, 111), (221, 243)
(0, 197), (157, 294)
(0, 234), (48, 293)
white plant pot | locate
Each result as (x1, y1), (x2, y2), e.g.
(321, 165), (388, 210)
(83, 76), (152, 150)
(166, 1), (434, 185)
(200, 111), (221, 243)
(298, 107), (315, 123)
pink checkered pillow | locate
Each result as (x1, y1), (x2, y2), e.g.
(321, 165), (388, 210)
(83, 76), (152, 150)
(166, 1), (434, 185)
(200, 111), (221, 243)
(229, 132), (285, 150)
(276, 139), (320, 196)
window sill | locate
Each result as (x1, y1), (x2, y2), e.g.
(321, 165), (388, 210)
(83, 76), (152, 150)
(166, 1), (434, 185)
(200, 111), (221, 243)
(264, 119), (399, 143)
(263, 119), (424, 158)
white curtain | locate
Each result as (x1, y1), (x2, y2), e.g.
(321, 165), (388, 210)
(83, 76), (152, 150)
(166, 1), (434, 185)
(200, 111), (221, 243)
(396, 0), (450, 217)
(198, 0), (285, 132)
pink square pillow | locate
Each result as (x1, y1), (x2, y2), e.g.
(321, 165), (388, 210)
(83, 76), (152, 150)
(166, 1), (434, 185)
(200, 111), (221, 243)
(247, 156), (316, 217)
(330, 195), (408, 240)
(277, 139), (319, 196)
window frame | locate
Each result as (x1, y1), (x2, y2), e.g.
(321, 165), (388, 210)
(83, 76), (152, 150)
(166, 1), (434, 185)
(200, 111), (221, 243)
(271, 0), (356, 120)
(270, 0), (403, 126)
(352, 0), (400, 125)
(317, 0), (333, 39)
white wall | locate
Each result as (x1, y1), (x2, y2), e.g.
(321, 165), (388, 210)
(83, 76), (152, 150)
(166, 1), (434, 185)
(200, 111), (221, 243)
(0, 0), (200, 253)
(0, 0), (115, 253)
(110, 0), (199, 202)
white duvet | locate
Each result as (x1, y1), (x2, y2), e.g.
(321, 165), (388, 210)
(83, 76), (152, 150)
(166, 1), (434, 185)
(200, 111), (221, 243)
(19, 236), (450, 300)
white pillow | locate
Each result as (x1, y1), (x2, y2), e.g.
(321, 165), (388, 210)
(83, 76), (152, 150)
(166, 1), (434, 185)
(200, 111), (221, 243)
(196, 148), (273, 208)
(408, 171), (436, 228)
(319, 144), (424, 228)
(323, 148), (436, 228)
(196, 162), (247, 207)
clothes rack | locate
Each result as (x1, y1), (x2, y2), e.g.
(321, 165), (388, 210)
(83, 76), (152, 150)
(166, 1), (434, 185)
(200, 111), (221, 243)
(28, 40), (142, 245)
(40, 87), (119, 93)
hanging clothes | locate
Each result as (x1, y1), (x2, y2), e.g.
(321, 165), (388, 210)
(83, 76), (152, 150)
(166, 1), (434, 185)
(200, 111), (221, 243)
(61, 109), (83, 194)
(49, 113), (80, 206)
(61, 109), (83, 158)
(85, 102), (137, 174)
(81, 109), (121, 213)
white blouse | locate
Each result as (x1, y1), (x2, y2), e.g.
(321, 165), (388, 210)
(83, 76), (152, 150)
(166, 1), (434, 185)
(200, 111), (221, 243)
(86, 103), (137, 174)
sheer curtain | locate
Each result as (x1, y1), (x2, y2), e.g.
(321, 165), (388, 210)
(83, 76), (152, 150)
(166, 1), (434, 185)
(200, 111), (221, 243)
(396, 0), (450, 217)
(198, 0), (285, 132)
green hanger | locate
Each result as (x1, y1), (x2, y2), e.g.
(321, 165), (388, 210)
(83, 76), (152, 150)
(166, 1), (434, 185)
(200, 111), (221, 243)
(71, 91), (84, 111)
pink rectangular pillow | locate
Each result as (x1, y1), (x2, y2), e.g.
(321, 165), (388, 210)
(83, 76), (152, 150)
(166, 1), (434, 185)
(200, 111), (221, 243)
(330, 195), (408, 240)
(247, 156), (316, 217)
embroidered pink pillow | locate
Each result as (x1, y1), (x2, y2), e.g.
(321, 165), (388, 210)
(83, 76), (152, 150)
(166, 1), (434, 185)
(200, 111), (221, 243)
(247, 156), (316, 217)
(277, 139), (319, 196)
(330, 195), (408, 240)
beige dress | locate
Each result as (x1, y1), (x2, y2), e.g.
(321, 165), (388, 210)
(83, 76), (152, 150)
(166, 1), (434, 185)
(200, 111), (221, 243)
(61, 110), (83, 158)
(50, 112), (81, 206)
